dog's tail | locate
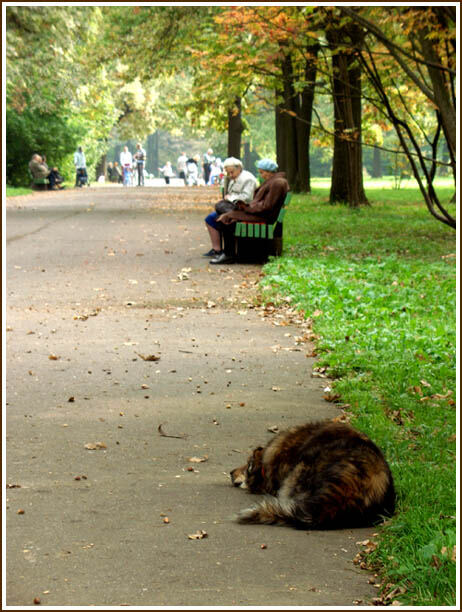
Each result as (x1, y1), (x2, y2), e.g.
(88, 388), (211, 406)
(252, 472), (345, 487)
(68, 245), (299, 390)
(237, 496), (310, 528)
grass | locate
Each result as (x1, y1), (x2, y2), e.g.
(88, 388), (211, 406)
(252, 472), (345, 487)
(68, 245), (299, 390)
(258, 181), (457, 606)
(6, 185), (34, 197)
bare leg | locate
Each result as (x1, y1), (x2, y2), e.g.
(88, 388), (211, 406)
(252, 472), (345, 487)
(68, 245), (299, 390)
(206, 223), (222, 251)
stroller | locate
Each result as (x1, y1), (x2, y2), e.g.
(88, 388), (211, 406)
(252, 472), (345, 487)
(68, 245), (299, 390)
(76, 168), (90, 187)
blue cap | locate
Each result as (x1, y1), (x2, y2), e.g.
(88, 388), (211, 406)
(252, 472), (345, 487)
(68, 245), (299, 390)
(256, 158), (278, 172)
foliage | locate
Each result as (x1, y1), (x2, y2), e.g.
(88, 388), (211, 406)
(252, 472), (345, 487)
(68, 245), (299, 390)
(259, 185), (456, 605)
(5, 5), (100, 113)
(5, 186), (33, 197)
(5, 5), (120, 184)
(6, 106), (85, 186)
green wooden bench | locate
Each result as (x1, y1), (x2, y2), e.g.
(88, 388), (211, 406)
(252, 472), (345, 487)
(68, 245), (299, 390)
(29, 170), (49, 190)
(234, 191), (292, 260)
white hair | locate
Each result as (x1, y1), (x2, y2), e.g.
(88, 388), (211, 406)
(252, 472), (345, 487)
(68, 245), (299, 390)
(223, 157), (242, 168)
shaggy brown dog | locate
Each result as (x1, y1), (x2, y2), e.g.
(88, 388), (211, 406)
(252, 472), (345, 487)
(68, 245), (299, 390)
(230, 421), (395, 529)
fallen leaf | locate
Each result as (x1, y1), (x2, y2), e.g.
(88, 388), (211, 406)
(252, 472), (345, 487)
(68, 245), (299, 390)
(157, 424), (187, 439)
(188, 456), (208, 463)
(188, 530), (208, 540)
(136, 352), (160, 362)
(48, 354), (59, 360)
(84, 442), (107, 450)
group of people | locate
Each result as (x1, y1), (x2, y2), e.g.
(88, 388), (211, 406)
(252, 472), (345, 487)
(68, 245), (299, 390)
(28, 154), (65, 190)
(104, 145), (224, 187)
(107, 144), (147, 187)
(175, 149), (224, 186)
(28, 146), (89, 190)
(203, 157), (289, 265)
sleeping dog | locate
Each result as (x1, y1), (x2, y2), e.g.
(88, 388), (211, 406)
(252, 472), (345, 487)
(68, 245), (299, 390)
(230, 420), (395, 529)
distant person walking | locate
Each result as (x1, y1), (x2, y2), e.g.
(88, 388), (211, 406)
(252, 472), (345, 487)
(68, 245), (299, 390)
(186, 156), (199, 186)
(177, 152), (188, 185)
(159, 161), (175, 185)
(203, 148), (215, 185)
(120, 146), (133, 187)
(74, 146), (88, 187)
(133, 142), (146, 186)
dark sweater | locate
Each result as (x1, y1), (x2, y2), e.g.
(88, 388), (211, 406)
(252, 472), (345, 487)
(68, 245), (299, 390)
(219, 172), (289, 224)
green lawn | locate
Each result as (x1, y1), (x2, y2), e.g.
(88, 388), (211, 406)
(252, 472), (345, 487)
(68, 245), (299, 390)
(6, 186), (34, 197)
(259, 181), (456, 606)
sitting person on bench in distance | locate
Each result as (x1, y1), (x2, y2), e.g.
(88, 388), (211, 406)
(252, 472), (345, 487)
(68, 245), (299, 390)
(28, 154), (63, 190)
(203, 157), (257, 259)
(209, 158), (289, 265)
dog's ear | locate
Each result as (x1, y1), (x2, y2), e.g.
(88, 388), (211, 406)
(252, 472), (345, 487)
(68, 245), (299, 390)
(248, 447), (264, 474)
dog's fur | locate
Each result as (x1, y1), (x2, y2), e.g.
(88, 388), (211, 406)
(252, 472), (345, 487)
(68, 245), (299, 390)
(230, 420), (395, 529)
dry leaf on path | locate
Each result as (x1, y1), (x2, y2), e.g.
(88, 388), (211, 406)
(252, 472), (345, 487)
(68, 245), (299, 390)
(136, 352), (160, 362)
(188, 456), (208, 463)
(84, 442), (107, 450)
(188, 530), (208, 540)
(157, 424), (187, 439)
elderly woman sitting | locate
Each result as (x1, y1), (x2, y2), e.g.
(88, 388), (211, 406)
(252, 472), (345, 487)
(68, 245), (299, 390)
(203, 157), (257, 258)
(208, 158), (289, 265)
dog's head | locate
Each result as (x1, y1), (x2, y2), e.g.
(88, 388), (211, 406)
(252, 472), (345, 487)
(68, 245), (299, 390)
(230, 447), (265, 492)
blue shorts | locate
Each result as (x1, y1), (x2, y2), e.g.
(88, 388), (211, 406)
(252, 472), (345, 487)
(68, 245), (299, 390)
(205, 211), (219, 229)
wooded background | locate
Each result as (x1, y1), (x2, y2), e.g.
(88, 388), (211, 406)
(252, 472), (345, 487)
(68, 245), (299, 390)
(5, 5), (456, 226)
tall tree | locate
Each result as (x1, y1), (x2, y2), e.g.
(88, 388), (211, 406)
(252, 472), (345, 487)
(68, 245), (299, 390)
(325, 11), (368, 206)
(340, 6), (456, 228)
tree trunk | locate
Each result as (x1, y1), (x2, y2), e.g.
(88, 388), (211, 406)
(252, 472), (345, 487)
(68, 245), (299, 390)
(327, 21), (368, 206)
(243, 141), (259, 174)
(296, 44), (319, 193)
(417, 26), (456, 184)
(372, 146), (382, 178)
(276, 45), (319, 193)
(227, 97), (243, 158)
(275, 92), (287, 173)
(95, 154), (107, 180)
(280, 53), (300, 189)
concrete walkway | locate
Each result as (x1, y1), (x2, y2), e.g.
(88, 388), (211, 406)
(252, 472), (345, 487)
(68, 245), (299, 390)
(5, 186), (376, 607)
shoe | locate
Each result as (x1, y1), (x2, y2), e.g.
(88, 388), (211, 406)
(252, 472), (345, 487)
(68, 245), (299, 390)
(203, 249), (222, 257)
(210, 252), (235, 265)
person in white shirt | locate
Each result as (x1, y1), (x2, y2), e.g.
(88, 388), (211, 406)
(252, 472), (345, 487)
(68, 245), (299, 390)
(120, 146), (133, 186)
(203, 157), (257, 257)
(74, 146), (88, 187)
(159, 161), (175, 185)
(203, 148), (215, 185)
(177, 152), (188, 185)
(133, 143), (146, 186)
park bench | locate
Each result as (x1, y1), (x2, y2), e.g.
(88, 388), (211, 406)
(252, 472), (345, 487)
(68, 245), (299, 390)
(29, 170), (49, 190)
(234, 191), (292, 261)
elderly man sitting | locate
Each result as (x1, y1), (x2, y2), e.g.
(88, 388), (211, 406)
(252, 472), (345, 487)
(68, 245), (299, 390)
(28, 154), (63, 190)
(209, 158), (289, 265)
(203, 157), (257, 258)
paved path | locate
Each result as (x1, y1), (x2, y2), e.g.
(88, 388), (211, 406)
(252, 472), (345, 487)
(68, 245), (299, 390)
(5, 187), (376, 607)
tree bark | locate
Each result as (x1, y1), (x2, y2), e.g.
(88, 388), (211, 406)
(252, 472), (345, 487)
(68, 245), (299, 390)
(276, 44), (319, 193)
(95, 154), (107, 180)
(372, 146), (382, 178)
(327, 20), (368, 206)
(227, 97), (243, 158)
(145, 130), (159, 177)
(275, 91), (287, 173)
